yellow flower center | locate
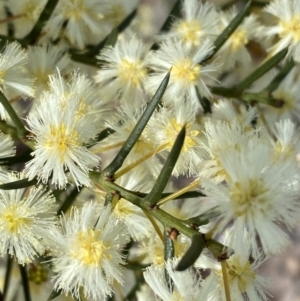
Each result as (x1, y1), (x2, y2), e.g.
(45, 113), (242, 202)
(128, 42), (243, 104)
(273, 139), (295, 162)
(172, 59), (200, 86)
(23, 1), (43, 21)
(229, 29), (248, 51)
(1, 203), (31, 233)
(170, 291), (184, 301)
(118, 58), (147, 87)
(71, 229), (110, 266)
(43, 123), (80, 161)
(76, 100), (87, 120)
(153, 243), (165, 265)
(113, 198), (134, 219)
(229, 179), (272, 217)
(64, 0), (95, 21)
(227, 256), (256, 293)
(176, 20), (202, 45)
(213, 157), (229, 181)
(165, 118), (199, 152)
(106, 4), (126, 26)
(33, 69), (52, 88)
(0, 69), (7, 85)
(280, 14), (300, 43)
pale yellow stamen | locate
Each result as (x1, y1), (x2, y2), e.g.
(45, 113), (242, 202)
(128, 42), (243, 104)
(280, 14), (300, 43)
(173, 240), (187, 258)
(106, 4), (125, 26)
(64, 0), (93, 21)
(76, 100), (87, 119)
(165, 118), (199, 152)
(118, 58), (146, 87)
(176, 20), (202, 45)
(71, 229), (110, 266)
(230, 179), (272, 217)
(0, 70), (7, 85)
(152, 244), (164, 265)
(229, 29), (248, 51)
(22, 2), (43, 22)
(2, 203), (31, 233)
(227, 256), (256, 293)
(113, 198), (134, 218)
(43, 123), (80, 161)
(170, 290), (184, 301)
(33, 69), (52, 88)
(172, 59), (200, 86)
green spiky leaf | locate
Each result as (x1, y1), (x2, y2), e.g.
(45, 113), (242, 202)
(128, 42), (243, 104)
(0, 178), (37, 190)
(235, 47), (288, 92)
(176, 233), (205, 271)
(267, 59), (295, 92)
(103, 71), (170, 176)
(47, 289), (62, 301)
(201, 1), (251, 63)
(145, 125), (186, 206)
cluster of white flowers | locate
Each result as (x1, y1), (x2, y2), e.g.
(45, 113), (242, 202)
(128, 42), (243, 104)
(0, 0), (299, 300)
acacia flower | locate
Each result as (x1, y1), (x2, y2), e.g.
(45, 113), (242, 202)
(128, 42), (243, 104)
(136, 229), (191, 266)
(104, 0), (137, 27)
(270, 119), (300, 165)
(46, 70), (106, 125)
(209, 99), (257, 129)
(50, 202), (129, 300)
(198, 241), (268, 301)
(136, 284), (157, 301)
(147, 100), (203, 176)
(217, 8), (260, 71)
(147, 39), (217, 103)
(7, 0), (46, 39)
(0, 132), (16, 158)
(198, 119), (259, 182)
(111, 170), (154, 240)
(263, 0), (300, 61)
(158, 0), (219, 48)
(95, 36), (149, 104)
(44, 0), (109, 49)
(0, 42), (34, 99)
(25, 92), (100, 189)
(0, 172), (57, 264)
(26, 45), (71, 97)
(143, 259), (203, 301)
(200, 139), (300, 256)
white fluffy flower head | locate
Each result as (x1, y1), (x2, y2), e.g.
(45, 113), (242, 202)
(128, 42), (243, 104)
(144, 258), (202, 301)
(158, 0), (219, 48)
(201, 139), (300, 256)
(50, 202), (129, 300)
(147, 39), (217, 105)
(264, 0), (300, 61)
(95, 36), (148, 104)
(25, 91), (100, 189)
(0, 173), (57, 264)
(45, 0), (109, 49)
(198, 239), (268, 301)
